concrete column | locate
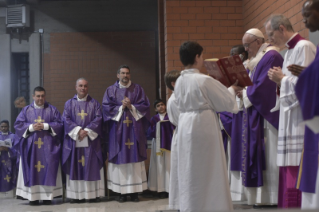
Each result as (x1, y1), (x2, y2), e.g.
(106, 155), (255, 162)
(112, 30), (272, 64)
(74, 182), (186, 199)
(0, 34), (12, 123)
(29, 33), (41, 100)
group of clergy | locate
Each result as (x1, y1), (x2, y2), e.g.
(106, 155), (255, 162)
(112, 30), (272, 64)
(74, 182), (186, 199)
(216, 1), (319, 211)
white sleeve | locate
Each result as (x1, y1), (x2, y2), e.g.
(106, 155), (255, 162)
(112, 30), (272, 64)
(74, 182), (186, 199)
(305, 116), (319, 134)
(43, 123), (57, 137)
(129, 105), (144, 121)
(279, 75), (299, 112)
(242, 88), (252, 109)
(22, 124), (34, 138)
(112, 105), (124, 122)
(84, 128), (98, 141)
(68, 126), (82, 141)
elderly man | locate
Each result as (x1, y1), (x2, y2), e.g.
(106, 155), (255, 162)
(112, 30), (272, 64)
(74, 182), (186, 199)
(265, 14), (316, 208)
(62, 78), (104, 203)
(102, 65), (150, 202)
(295, 0), (319, 209)
(14, 86), (63, 205)
(241, 29), (283, 207)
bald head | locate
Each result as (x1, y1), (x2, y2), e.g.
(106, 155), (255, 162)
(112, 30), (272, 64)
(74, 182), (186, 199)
(303, 0), (319, 32)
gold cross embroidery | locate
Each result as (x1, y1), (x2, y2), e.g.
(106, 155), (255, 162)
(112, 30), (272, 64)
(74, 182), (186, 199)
(34, 138), (44, 149)
(35, 161), (45, 172)
(78, 155), (85, 166)
(123, 116), (132, 127)
(34, 116), (44, 123)
(77, 110), (88, 120)
(125, 139), (134, 149)
(4, 175), (10, 182)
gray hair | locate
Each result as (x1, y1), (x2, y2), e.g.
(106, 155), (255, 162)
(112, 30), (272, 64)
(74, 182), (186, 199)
(265, 14), (294, 32)
(76, 77), (88, 85)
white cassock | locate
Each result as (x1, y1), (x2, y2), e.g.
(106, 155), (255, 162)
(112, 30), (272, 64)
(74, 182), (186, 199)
(174, 68), (238, 212)
(148, 113), (171, 193)
(272, 34), (316, 167)
(16, 104), (62, 201)
(167, 92), (180, 209)
(107, 81), (147, 194)
(65, 96), (104, 200)
(229, 96), (247, 201)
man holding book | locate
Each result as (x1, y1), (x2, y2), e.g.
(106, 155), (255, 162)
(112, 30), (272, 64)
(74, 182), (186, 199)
(241, 28), (283, 207)
(62, 78), (104, 203)
(265, 14), (316, 208)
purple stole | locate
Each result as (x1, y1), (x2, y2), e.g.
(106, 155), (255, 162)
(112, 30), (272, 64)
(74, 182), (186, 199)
(242, 49), (283, 187)
(0, 132), (17, 192)
(102, 81), (150, 164)
(14, 102), (63, 187)
(219, 112), (233, 154)
(147, 113), (175, 151)
(62, 95), (104, 181)
(230, 111), (243, 171)
(295, 46), (319, 193)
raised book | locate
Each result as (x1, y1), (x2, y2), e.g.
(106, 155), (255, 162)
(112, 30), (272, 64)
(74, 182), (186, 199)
(204, 55), (253, 87)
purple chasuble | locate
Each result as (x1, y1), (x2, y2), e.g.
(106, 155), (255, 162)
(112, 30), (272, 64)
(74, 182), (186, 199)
(0, 132), (18, 192)
(62, 95), (104, 181)
(102, 81), (150, 164)
(230, 111), (244, 171)
(219, 112), (233, 154)
(14, 102), (63, 187)
(147, 113), (175, 151)
(242, 50), (283, 187)
(295, 46), (319, 193)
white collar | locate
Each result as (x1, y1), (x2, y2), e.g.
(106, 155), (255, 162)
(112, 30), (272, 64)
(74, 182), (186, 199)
(159, 112), (166, 120)
(119, 80), (132, 88)
(77, 94), (88, 101)
(285, 33), (298, 48)
(34, 103), (44, 109)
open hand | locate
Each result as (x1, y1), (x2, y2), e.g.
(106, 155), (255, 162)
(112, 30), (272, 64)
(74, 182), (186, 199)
(287, 64), (306, 77)
(231, 80), (244, 93)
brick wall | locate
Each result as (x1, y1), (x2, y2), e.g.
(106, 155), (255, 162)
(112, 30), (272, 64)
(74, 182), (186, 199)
(44, 31), (157, 114)
(243, 0), (309, 39)
(164, 0), (244, 76)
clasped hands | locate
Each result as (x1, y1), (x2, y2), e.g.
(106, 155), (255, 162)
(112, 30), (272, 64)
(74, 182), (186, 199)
(122, 97), (132, 110)
(78, 129), (88, 141)
(0, 146), (9, 151)
(268, 66), (285, 85)
(32, 123), (44, 131)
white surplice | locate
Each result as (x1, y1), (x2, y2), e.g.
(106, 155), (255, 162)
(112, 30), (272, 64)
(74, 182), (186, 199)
(107, 80), (147, 194)
(174, 69), (238, 212)
(167, 92), (180, 209)
(148, 113), (171, 192)
(271, 35), (316, 166)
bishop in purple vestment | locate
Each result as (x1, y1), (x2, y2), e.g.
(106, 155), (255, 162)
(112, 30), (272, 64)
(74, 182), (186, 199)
(14, 86), (63, 205)
(241, 29), (283, 206)
(62, 78), (104, 202)
(0, 120), (17, 194)
(102, 65), (150, 202)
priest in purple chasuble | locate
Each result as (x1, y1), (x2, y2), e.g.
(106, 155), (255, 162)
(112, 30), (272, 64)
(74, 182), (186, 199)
(241, 28), (283, 206)
(147, 99), (175, 197)
(14, 86), (63, 205)
(102, 65), (150, 202)
(265, 14), (317, 208)
(293, 1), (319, 209)
(62, 78), (104, 203)
(0, 120), (18, 197)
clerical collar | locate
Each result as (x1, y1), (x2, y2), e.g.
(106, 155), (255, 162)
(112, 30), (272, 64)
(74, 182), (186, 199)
(77, 94), (88, 101)
(34, 102), (44, 109)
(286, 33), (304, 49)
(1, 132), (8, 135)
(119, 80), (131, 88)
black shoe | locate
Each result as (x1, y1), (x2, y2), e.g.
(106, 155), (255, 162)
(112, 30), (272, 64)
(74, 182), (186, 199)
(253, 204), (277, 209)
(29, 200), (39, 205)
(43, 200), (52, 205)
(118, 195), (127, 203)
(77, 199), (86, 204)
(158, 192), (168, 199)
(89, 197), (101, 203)
(130, 193), (139, 202)
(70, 199), (85, 204)
(17, 195), (27, 200)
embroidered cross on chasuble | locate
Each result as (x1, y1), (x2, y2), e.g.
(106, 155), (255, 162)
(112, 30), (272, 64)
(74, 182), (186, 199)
(123, 116), (132, 127)
(34, 116), (44, 123)
(34, 138), (44, 149)
(35, 161), (45, 172)
(4, 175), (10, 182)
(125, 139), (134, 149)
(77, 110), (88, 120)
(78, 155), (85, 166)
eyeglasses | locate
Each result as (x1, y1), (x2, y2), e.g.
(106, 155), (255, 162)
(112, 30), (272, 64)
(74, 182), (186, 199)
(243, 39), (257, 48)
